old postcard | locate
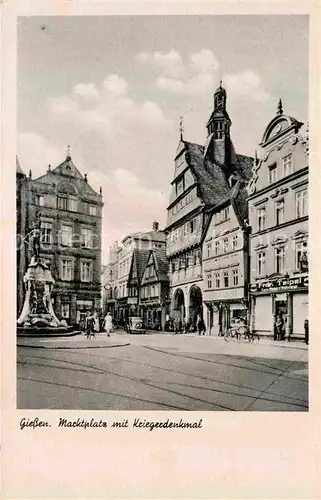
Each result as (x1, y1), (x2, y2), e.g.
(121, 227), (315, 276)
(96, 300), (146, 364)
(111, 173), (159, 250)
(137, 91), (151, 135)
(1, 1), (320, 498)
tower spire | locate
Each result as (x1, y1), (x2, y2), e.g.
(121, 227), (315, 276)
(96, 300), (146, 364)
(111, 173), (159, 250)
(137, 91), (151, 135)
(179, 116), (184, 140)
(66, 144), (71, 160)
(277, 98), (283, 115)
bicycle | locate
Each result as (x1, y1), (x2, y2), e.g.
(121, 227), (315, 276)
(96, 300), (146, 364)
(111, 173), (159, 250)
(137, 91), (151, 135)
(224, 326), (239, 342)
(236, 325), (259, 343)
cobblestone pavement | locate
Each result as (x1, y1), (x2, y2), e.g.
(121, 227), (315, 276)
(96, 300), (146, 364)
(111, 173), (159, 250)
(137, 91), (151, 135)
(17, 331), (308, 411)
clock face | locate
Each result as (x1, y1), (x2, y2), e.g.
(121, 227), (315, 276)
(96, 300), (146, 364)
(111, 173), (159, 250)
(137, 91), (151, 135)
(275, 123), (282, 134)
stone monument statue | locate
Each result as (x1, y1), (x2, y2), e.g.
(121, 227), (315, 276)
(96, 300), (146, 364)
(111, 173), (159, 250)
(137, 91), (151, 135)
(17, 212), (61, 328)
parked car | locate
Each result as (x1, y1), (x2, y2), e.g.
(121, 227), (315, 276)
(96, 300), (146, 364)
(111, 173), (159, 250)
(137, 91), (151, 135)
(127, 316), (146, 334)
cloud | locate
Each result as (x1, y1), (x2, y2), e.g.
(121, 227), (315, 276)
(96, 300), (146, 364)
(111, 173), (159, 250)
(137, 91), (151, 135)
(189, 49), (219, 74)
(102, 74), (128, 97)
(18, 72), (174, 263)
(224, 70), (270, 102)
(87, 168), (167, 261)
(18, 132), (62, 178)
(136, 50), (184, 78)
(138, 49), (220, 96)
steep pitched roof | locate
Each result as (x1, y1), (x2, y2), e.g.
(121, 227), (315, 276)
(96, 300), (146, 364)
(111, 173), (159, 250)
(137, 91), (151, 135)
(184, 140), (230, 206)
(153, 248), (169, 282)
(16, 156), (25, 176)
(128, 249), (151, 285)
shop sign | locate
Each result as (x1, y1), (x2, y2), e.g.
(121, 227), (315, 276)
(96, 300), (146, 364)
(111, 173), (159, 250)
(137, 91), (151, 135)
(250, 275), (308, 293)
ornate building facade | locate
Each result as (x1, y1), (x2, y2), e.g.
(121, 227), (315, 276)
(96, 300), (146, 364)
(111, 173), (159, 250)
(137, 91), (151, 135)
(247, 101), (309, 340)
(16, 152), (103, 326)
(165, 83), (252, 330)
(102, 222), (166, 323)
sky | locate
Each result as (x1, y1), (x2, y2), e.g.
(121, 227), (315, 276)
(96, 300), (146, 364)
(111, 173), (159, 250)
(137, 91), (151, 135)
(17, 15), (309, 263)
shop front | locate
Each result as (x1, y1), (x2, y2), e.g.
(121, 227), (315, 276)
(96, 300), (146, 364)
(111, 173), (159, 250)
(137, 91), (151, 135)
(250, 275), (308, 340)
(204, 299), (248, 336)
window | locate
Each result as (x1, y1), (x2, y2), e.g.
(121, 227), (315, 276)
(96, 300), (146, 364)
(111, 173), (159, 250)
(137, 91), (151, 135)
(223, 271), (229, 288)
(61, 225), (73, 247)
(57, 195), (68, 210)
(60, 259), (73, 281)
(41, 221), (52, 244)
(150, 266), (155, 277)
(36, 195), (44, 207)
(214, 120), (224, 139)
(275, 246), (285, 274)
(184, 223), (189, 237)
(232, 235), (238, 251)
(296, 241), (308, 271)
(206, 243), (212, 257)
(275, 199), (285, 226)
(269, 164), (277, 184)
(223, 238), (229, 253)
(80, 261), (92, 282)
(296, 189), (308, 218)
(215, 240), (220, 255)
(257, 207), (266, 232)
(215, 272), (220, 288)
(172, 229), (179, 242)
(283, 153), (293, 177)
(214, 212), (221, 224)
(89, 205), (97, 216)
(61, 303), (70, 319)
(232, 269), (239, 286)
(176, 177), (185, 197)
(206, 272), (212, 289)
(189, 217), (196, 234)
(68, 196), (78, 212)
(257, 252), (266, 277)
(81, 228), (93, 248)
(222, 207), (230, 221)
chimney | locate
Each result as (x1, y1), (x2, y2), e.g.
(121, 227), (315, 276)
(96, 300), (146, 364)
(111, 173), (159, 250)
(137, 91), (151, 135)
(153, 221), (159, 231)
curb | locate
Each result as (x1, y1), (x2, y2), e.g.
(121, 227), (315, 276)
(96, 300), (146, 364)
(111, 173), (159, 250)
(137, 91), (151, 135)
(17, 336), (131, 350)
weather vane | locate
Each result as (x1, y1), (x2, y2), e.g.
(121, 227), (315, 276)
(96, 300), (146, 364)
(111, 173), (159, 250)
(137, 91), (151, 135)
(66, 144), (71, 158)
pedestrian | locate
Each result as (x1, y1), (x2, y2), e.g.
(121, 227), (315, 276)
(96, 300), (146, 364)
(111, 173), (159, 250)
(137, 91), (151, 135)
(304, 318), (309, 345)
(104, 312), (113, 337)
(275, 315), (283, 341)
(197, 315), (206, 336)
(93, 312), (100, 334)
(85, 311), (94, 339)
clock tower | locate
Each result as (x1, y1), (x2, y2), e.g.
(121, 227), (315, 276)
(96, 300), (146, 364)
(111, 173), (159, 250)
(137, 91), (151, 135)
(205, 82), (236, 170)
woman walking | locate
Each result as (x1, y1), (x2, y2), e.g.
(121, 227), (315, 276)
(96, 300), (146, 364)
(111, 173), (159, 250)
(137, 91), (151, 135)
(104, 312), (113, 337)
